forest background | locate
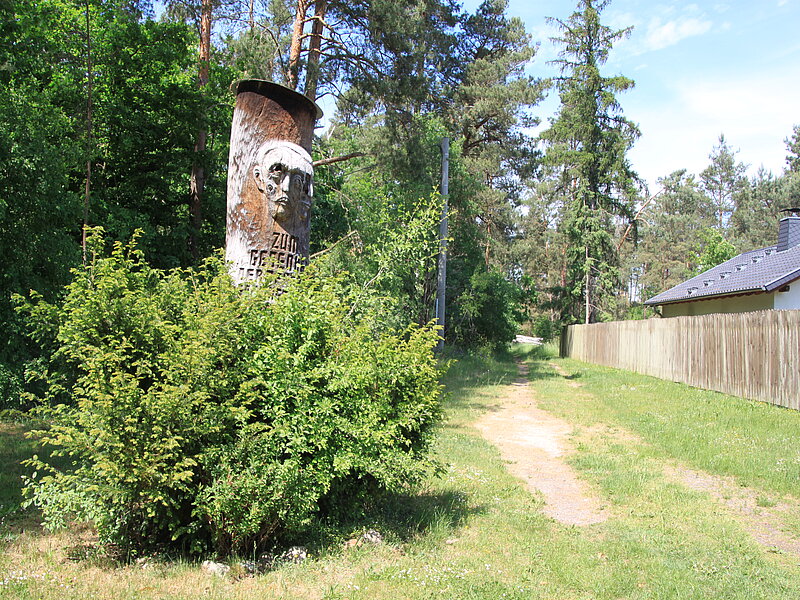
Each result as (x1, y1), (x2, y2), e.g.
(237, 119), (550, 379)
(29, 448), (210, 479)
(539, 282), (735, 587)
(2, 0), (800, 405)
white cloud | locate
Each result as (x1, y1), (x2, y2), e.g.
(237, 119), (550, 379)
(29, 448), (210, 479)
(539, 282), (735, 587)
(528, 21), (562, 66)
(677, 75), (798, 134)
(607, 10), (640, 31)
(610, 3), (715, 58)
(627, 71), (800, 189)
(642, 16), (713, 51)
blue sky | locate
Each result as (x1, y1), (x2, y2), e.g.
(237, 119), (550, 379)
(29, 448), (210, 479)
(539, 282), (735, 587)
(461, 0), (800, 191)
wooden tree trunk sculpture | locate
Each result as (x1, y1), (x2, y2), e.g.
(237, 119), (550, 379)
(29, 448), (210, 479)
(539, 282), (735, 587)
(225, 80), (322, 284)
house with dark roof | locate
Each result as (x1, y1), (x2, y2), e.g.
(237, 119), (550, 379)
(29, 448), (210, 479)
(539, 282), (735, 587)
(644, 212), (800, 318)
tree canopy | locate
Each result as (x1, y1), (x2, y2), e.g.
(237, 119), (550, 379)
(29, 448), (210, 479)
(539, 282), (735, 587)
(0, 1), (796, 394)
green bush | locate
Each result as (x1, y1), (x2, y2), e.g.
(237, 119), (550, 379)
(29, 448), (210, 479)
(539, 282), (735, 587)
(449, 270), (524, 350)
(19, 233), (442, 555)
(0, 363), (23, 410)
(532, 315), (559, 342)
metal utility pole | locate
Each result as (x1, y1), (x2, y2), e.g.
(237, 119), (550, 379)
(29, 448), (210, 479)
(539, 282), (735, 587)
(436, 138), (449, 352)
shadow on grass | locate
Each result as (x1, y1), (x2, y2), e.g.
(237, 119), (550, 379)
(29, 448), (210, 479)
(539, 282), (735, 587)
(441, 342), (557, 389)
(0, 415), (485, 565)
(524, 361), (561, 382)
(438, 343), (565, 417)
(511, 343), (561, 383)
(0, 419), (49, 551)
(0, 421), (37, 511)
(291, 485), (487, 558)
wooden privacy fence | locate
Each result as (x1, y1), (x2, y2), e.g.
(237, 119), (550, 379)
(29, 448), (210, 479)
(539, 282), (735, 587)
(560, 310), (800, 410)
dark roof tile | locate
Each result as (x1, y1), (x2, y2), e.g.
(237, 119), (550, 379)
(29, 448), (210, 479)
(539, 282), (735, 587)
(644, 244), (800, 306)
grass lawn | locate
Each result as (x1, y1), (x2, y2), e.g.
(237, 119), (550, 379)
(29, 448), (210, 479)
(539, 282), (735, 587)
(2, 345), (800, 598)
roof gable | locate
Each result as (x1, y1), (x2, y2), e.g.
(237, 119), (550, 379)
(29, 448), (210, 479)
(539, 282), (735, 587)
(644, 243), (800, 306)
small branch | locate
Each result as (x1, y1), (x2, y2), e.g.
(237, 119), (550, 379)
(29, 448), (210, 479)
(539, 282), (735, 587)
(313, 152), (365, 167)
(302, 13), (332, 30)
(616, 189), (663, 251)
(309, 230), (360, 259)
(254, 22), (287, 77)
(347, 266), (386, 319)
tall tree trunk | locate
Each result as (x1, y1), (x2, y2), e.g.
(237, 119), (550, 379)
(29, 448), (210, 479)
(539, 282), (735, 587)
(287, 0), (309, 89)
(83, 0), (93, 264)
(484, 207), (491, 267)
(189, 0), (212, 262)
(303, 0), (327, 99)
(584, 245), (590, 324)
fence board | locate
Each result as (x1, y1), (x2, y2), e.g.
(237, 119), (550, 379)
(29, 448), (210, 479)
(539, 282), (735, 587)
(560, 310), (800, 409)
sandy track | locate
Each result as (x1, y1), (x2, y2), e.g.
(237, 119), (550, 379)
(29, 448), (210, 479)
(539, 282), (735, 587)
(666, 465), (800, 556)
(474, 359), (800, 555)
(473, 363), (608, 526)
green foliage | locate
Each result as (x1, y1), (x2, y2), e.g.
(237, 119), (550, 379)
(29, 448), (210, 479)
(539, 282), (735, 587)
(628, 170), (712, 300)
(531, 315), (559, 342)
(729, 167), (782, 250)
(693, 228), (737, 273)
(454, 0), (545, 268)
(313, 168), (445, 331)
(89, 9), (227, 266)
(0, 364), (24, 411)
(319, 113), (530, 348)
(0, 0), (84, 365)
(333, 0), (462, 114)
(0, 0), (233, 379)
(319, 0), (544, 345)
(540, 0), (640, 323)
(309, 143), (351, 254)
(700, 134), (748, 230)
(450, 271), (524, 349)
(563, 197), (621, 323)
(786, 125), (800, 174)
(20, 231), (442, 555)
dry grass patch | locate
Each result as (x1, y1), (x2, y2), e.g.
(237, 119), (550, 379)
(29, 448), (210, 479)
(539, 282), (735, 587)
(664, 464), (800, 557)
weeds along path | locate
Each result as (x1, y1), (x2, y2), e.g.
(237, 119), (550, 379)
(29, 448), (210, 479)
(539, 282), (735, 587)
(473, 361), (608, 526)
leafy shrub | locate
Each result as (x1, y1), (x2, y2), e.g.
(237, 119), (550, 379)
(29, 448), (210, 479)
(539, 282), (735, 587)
(449, 270), (524, 349)
(532, 315), (559, 342)
(0, 363), (23, 410)
(693, 228), (737, 273)
(20, 232), (441, 555)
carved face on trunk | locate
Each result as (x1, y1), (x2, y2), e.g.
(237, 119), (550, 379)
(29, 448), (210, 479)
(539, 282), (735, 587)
(253, 141), (313, 226)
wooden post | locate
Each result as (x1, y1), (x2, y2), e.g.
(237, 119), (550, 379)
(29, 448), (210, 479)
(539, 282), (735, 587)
(225, 80), (322, 284)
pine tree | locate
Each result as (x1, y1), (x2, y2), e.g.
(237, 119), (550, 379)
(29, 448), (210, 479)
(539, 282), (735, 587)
(539, 0), (640, 324)
(730, 168), (781, 250)
(455, 0), (545, 268)
(634, 170), (713, 298)
(785, 125), (800, 174)
(700, 134), (747, 231)
(782, 125), (800, 210)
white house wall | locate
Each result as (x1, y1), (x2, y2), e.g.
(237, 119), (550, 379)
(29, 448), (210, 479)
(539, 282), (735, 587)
(774, 281), (800, 310)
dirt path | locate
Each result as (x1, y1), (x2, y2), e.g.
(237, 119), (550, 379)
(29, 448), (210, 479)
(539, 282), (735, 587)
(665, 465), (800, 556)
(473, 362), (608, 526)
(474, 358), (800, 554)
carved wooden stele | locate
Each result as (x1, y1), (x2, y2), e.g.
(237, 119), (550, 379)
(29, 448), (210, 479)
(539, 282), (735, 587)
(225, 80), (322, 284)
